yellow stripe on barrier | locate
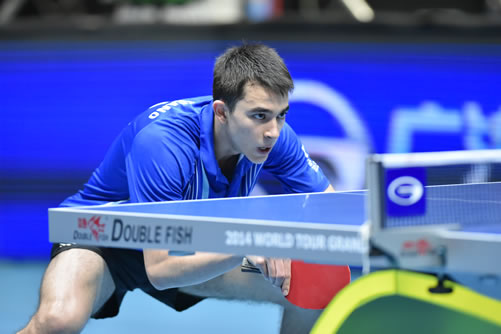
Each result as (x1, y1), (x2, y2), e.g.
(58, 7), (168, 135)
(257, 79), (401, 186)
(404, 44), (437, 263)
(311, 269), (501, 334)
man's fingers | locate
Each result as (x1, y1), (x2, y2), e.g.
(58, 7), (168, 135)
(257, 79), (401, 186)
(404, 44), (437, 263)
(282, 273), (291, 296)
(280, 258), (291, 295)
(246, 256), (268, 277)
(266, 258), (290, 291)
(245, 256), (291, 294)
(271, 259), (285, 287)
(267, 260), (279, 286)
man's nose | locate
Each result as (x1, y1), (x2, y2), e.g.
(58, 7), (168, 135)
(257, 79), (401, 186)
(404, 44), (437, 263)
(264, 119), (280, 139)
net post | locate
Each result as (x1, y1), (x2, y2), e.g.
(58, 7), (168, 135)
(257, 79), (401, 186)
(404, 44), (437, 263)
(366, 154), (385, 236)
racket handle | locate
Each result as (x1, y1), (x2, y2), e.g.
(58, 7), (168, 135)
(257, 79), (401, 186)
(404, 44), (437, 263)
(241, 257), (262, 273)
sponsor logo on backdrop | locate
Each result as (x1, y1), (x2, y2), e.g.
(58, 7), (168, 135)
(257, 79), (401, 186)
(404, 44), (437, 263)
(280, 80), (371, 192)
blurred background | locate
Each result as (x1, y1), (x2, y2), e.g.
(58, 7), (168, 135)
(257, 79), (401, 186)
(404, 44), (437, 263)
(1, 0), (501, 332)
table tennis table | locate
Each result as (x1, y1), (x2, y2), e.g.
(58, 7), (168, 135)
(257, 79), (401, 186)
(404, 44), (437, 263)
(48, 183), (501, 270)
(48, 149), (501, 331)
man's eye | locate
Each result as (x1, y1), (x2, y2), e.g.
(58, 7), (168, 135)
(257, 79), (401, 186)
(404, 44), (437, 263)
(253, 113), (266, 120)
(277, 112), (287, 120)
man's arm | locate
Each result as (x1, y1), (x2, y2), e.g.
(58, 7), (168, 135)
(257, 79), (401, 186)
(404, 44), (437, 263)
(144, 250), (243, 290)
(144, 250), (293, 296)
(246, 183), (335, 296)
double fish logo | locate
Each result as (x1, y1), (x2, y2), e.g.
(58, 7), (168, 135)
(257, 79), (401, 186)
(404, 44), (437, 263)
(78, 216), (105, 241)
(387, 176), (424, 206)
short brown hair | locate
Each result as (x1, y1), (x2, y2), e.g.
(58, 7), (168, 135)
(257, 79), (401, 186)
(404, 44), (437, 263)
(213, 43), (294, 112)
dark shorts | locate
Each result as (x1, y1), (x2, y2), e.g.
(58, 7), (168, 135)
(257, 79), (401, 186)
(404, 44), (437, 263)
(50, 243), (205, 319)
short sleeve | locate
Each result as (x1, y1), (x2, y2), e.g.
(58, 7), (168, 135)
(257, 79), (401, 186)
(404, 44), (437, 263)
(125, 122), (197, 203)
(263, 123), (330, 193)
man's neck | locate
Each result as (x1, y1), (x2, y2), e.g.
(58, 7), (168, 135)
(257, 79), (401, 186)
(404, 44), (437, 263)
(213, 115), (239, 181)
(218, 154), (239, 182)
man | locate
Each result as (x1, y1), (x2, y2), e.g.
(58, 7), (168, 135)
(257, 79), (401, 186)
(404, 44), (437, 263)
(19, 43), (334, 334)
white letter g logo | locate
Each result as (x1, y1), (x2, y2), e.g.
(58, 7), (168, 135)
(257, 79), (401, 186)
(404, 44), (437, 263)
(387, 176), (424, 206)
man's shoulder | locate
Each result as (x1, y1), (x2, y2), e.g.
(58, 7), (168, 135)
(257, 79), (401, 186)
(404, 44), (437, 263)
(144, 95), (213, 121)
(132, 95), (212, 141)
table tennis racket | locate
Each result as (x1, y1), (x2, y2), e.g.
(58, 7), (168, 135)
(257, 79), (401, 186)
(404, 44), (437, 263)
(241, 258), (350, 309)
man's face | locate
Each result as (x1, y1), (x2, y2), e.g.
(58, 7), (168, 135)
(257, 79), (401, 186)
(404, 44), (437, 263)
(225, 83), (289, 164)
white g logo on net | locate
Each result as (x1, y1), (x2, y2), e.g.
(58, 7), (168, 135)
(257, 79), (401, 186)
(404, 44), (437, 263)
(387, 176), (424, 206)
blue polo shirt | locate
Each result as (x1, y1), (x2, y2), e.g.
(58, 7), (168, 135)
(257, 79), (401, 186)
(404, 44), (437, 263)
(61, 96), (329, 207)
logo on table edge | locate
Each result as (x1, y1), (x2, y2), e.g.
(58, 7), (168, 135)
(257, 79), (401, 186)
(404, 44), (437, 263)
(75, 216), (107, 242)
(400, 238), (433, 256)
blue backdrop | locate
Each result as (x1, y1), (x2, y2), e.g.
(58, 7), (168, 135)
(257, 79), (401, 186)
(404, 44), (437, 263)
(1, 40), (500, 258)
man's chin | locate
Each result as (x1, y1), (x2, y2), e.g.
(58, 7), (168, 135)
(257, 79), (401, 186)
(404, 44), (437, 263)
(246, 154), (268, 164)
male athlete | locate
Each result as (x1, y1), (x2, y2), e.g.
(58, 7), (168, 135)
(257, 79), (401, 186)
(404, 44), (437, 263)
(19, 43), (334, 334)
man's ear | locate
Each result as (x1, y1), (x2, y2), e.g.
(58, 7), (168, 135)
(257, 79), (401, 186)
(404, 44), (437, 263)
(213, 100), (228, 124)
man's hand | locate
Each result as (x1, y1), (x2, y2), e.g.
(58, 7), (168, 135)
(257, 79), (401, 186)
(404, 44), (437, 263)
(245, 256), (291, 296)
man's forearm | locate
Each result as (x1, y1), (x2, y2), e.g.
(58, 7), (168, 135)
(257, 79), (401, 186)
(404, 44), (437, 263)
(144, 250), (243, 290)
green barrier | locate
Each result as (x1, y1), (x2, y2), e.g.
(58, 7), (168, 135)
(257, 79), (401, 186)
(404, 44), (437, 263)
(311, 269), (501, 334)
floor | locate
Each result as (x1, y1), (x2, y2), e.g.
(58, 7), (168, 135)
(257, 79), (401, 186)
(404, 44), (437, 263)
(3, 260), (501, 334)
(0, 260), (282, 334)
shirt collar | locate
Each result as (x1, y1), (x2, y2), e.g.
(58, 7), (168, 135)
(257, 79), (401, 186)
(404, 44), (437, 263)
(200, 102), (229, 189)
(200, 102), (254, 193)
(200, 101), (252, 192)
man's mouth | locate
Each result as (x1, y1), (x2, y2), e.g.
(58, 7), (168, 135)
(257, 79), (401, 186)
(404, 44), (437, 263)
(258, 146), (272, 154)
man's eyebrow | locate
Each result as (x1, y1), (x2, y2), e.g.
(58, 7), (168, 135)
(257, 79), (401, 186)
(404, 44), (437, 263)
(249, 106), (290, 114)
